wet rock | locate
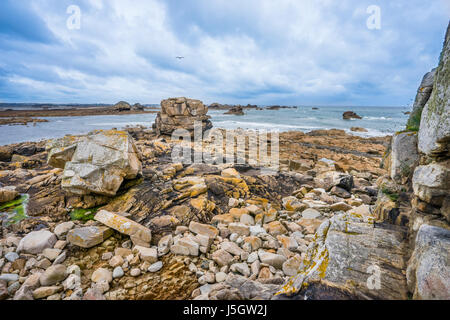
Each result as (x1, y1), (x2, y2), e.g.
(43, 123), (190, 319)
(67, 226), (114, 249)
(17, 230), (57, 255)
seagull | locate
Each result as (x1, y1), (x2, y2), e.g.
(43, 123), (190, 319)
(175, 56), (185, 60)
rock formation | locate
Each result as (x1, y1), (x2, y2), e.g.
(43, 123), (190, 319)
(224, 106), (244, 116)
(113, 101), (132, 112)
(46, 130), (142, 196)
(153, 97), (212, 136)
(343, 111), (362, 120)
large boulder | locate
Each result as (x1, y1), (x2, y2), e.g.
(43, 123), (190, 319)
(47, 130), (142, 196)
(153, 97), (212, 136)
(113, 101), (131, 111)
(412, 162), (450, 207)
(276, 212), (409, 300)
(390, 132), (419, 184)
(418, 23), (450, 158)
(406, 224), (450, 300)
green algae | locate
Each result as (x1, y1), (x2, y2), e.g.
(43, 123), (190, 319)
(0, 194), (29, 226)
(69, 207), (100, 222)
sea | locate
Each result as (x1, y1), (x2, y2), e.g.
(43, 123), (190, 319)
(0, 105), (410, 146)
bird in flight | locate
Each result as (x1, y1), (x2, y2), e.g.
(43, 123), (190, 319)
(175, 56), (185, 60)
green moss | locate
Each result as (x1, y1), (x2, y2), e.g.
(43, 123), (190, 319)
(381, 186), (399, 202)
(405, 109), (422, 132)
(69, 207), (100, 222)
(0, 194), (29, 226)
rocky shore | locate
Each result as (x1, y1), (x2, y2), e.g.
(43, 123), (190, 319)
(0, 22), (448, 302)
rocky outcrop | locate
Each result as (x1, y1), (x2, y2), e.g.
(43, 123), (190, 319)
(418, 24), (450, 158)
(113, 101), (131, 112)
(47, 130), (142, 196)
(153, 97), (212, 136)
(224, 106), (244, 116)
(343, 111), (362, 120)
(390, 132), (419, 184)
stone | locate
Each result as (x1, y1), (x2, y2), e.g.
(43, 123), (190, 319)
(390, 132), (419, 183)
(212, 249), (234, 267)
(406, 224), (450, 300)
(148, 261), (163, 273)
(5, 252), (19, 263)
(67, 226), (114, 248)
(412, 163), (450, 206)
(154, 97), (212, 136)
(243, 236), (262, 251)
(42, 248), (62, 261)
(175, 238), (199, 256)
(158, 235), (173, 256)
(63, 274), (81, 291)
(189, 221), (219, 239)
(113, 101), (131, 111)
(265, 221), (288, 236)
(282, 256), (302, 276)
(221, 168), (241, 178)
(0, 273), (19, 282)
(133, 246), (158, 263)
(170, 244), (190, 256)
(407, 68), (436, 130)
(113, 267), (124, 279)
(240, 214), (255, 225)
(330, 186), (351, 199)
(282, 196), (306, 212)
(0, 280), (8, 300)
(130, 268), (141, 277)
(330, 202), (353, 212)
(230, 263), (251, 277)
(301, 208), (321, 219)
(258, 250), (287, 269)
(39, 264), (67, 286)
(215, 272), (227, 283)
(33, 286), (62, 299)
(109, 255), (124, 268)
(47, 130), (142, 196)
(83, 288), (106, 300)
(94, 210), (152, 246)
(17, 230), (57, 255)
(91, 268), (112, 284)
(228, 223), (250, 236)
(249, 225), (267, 236)
(54, 222), (75, 238)
(343, 111), (362, 120)
(0, 186), (19, 203)
(221, 241), (244, 256)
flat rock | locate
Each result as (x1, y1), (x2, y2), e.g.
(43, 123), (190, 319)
(67, 226), (113, 248)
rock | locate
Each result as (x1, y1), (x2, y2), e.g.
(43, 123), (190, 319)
(0, 186), (19, 203)
(17, 230), (57, 255)
(230, 263), (251, 277)
(277, 212), (409, 300)
(224, 106), (245, 116)
(109, 255), (124, 268)
(390, 132), (420, 183)
(240, 214), (255, 225)
(67, 226), (114, 248)
(94, 210), (152, 247)
(330, 186), (351, 199)
(406, 224), (450, 300)
(148, 261), (163, 273)
(189, 221), (219, 239)
(343, 111), (362, 120)
(83, 288), (106, 300)
(265, 221), (288, 236)
(91, 268), (112, 284)
(33, 286), (62, 299)
(210, 273), (279, 300)
(407, 68), (436, 131)
(62, 274), (81, 291)
(258, 250), (286, 269)
(158, 235), (173, 256)
(0, 280), (7, 300)
(113, 101), (131, 111)
(54, 222), (75, 239)
(5, 252), (19, 263)
(221, 241), (244, 256)
(47, 130), (142, 196)
(13, 272), (41, 300)
(221, 168), (241, 178)
(330, 202), (353, 212)
(212, 249), (234, 267)
(113, 267), (124, 279)
(42, 248), (62, 261)
(154, 97), (212, 135)
(133, 246), (158, 263)
(302, 208), (321, 219)
(417, 24), (450, 157)
(174, 238), (199, 256)
(350, 127), (368, 132)
(39, 265), (67, 286)
(412, 163), (450, 207)
(282, 256), (302, 276)
(130, 268), (141, 277)
(228, 223), (250, 236)
(282, 196), (306, 212)
(215, 272), (227, 283)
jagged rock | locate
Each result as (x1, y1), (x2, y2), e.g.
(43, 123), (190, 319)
(390, 132), (419, 183)
(406, 224), (450, 300)
(153, 97), (212, 135)
(412, 162), (450, 206)
(0, 186), (19, 203)
(418, 23), (450, 157)
(67, 226), (114, 248)
(277, 212), (409, 300)
(133, 246), (158, 263)
(94, 210), (152, 247)
(17, 230), (57, 255)
(47, 130), (142, 196)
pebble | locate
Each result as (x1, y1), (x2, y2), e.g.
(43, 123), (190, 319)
(112, 267), (124, 279)
(148, 261), (163, 273)
(5, 252), (19, 263)
(130, 268), (141, 277)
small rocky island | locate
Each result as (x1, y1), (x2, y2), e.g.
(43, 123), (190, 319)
(0, 23), (448, 301)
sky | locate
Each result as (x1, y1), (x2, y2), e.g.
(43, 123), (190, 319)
(0, 0), (449, 106)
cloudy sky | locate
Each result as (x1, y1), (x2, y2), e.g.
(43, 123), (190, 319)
(0, 0), (448, 106)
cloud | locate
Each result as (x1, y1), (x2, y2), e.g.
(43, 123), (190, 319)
(0, 0), (448, 105)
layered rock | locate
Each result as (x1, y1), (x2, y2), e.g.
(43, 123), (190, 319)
(47, 130), (142, 196)
(390, 132), (419, 184)
(153, 97), (212, 136)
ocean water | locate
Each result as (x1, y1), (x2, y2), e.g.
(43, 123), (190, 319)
(0, 105), (410, 146)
